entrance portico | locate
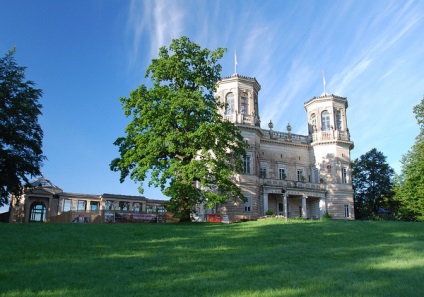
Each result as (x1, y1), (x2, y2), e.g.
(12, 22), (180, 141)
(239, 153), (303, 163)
(263, 186), (326, 219)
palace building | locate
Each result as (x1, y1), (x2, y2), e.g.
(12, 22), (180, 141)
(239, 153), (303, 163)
(7, 72), (355, 223)
(212, 73), (354, 220)
(8, 176), (166, 223)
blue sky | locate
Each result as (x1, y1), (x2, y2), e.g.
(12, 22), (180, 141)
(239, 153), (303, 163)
(1, 0), (423, 212)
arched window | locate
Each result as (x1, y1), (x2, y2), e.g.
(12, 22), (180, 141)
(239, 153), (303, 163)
(254, 94), (258, 115)
(335, 110), (342, 130)
(29, 202), (46, 222)
(240, 92), (249, 115)
(310, 113), (316, 131)
(225, 93), (234, 115)
(321, 110), (331, 131)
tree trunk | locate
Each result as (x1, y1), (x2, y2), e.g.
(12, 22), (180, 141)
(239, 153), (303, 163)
(178, 208), (191, 222)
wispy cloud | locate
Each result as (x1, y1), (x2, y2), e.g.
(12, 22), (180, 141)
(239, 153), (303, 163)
(261, 60), (314, 130)
(150, 1), (185, 54)
(331, 1), (420, 95)
(125, 0), (186, 70)
(332, 58), (373, 95)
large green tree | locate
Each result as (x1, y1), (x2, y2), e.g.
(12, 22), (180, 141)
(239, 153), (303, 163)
(394, 96), (424, 221)
(352, 148), (395, 219)
(0, 48), (45, 207)
(111, 37), (247, 222)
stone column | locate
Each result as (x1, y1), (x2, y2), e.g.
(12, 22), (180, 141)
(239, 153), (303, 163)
(263, 191), (268, 215)
(302, 195), (307, 219)
(319, 197), (326, 218)
(283, 192), (288, 221)
(25, 199), (31, 222)
(48, 196), (52, 217)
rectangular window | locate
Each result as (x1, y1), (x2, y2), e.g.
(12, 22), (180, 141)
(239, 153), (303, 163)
(344, 204), (350, 218)
(90, 201), (99, 212)
(312, 168), (319, 183)
(278, 203), (284, 213)
(132, 202), (141, 212)
(77, 200), (86, 212)
(341, 167), (347, 183)
(244, 197), (252, 212)
(297, 169), (304, 181)
(119, 201), (129, 211)
(106, 200), (115, 210)
(146, 205), (153, 213)
(278, 167), (286, 180)
(260, 167), (267, 178)
(244, 156), (251, 174)
(62, 199), (72, 212)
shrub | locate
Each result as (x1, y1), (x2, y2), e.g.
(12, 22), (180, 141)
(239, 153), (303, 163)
(265, 210), (274, 216)
(322, 212), (332, 220)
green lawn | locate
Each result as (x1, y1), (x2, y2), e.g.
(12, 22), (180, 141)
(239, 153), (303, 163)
(0, 219), (423, 297)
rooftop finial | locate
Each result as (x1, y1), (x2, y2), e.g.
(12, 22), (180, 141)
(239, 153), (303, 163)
(268, 119), (274, 129)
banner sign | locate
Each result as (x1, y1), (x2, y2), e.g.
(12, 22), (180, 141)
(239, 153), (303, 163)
(221, 215), (230, 224)
(72, 213), (91, 223)
(105, 212), (157, 223)
(208, 214), (222, 223)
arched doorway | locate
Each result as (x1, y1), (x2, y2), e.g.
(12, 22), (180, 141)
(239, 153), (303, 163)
(29, 202), (47, 222)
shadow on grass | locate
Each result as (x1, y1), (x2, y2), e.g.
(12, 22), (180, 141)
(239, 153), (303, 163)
(0, 220), (423, 296)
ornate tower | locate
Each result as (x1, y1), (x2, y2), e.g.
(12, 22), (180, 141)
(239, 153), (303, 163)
(215, 74), (261, 127)
(215, 74), (263, 217)
(304, 94), (355, 219)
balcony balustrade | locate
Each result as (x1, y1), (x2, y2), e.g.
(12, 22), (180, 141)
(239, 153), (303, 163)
(262, 130), (309, 143)
(261, 178), (326, 190)
(224, 113), (256, 125)
(311, 130), (350, 142)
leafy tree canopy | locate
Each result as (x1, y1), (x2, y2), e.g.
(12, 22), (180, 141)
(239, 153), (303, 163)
(0, 48), (45, 206)
(351, 148), (395, 219)
(394, 96), (424, 221)
(111, 37), (247, 221)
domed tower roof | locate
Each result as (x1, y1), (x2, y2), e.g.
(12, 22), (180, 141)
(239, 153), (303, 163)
(30, 176), (63, 194)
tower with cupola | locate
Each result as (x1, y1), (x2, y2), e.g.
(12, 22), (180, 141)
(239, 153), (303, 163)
(304, 94), (355, 219)
(215, 74), (263, 217)
(211, 71), (355, 221)
(215, 74), (261, 127)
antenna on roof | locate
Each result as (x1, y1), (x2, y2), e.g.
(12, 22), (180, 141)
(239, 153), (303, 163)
(322, 70), (326, 95)
(234, 50), (238, 75)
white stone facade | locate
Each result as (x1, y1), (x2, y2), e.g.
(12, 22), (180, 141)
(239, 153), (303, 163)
(214, 74), (355, 220)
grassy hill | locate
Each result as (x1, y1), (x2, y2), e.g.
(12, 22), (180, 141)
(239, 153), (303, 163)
(1, 219), (423, 296)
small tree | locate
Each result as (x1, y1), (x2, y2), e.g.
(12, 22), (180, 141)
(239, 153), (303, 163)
(111, 37), (247, 222)
(394, 96), (424, 221)
(0, 48), (45, 206)
(351, 148), (395, 219)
